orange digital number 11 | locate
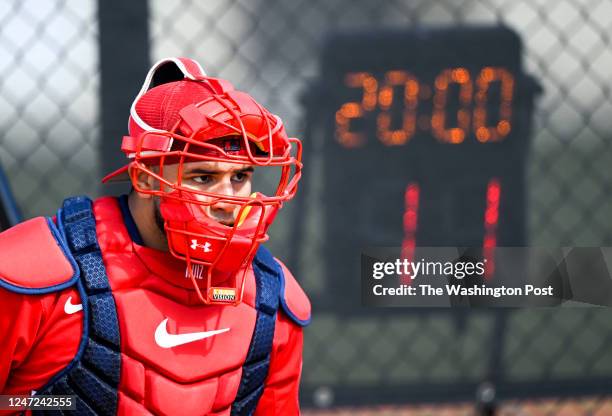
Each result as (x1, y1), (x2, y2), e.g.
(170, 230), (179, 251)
(400, 178), (500, 281)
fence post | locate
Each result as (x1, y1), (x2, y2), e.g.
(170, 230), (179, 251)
(0, 162), (21, 229)
(97, 0), (150, 195)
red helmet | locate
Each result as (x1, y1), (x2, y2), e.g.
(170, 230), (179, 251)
(103, 57), (302, 305)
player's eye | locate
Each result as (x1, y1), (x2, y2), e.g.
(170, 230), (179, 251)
(232, 171), (251, 184)
(192, 175), (213, 185)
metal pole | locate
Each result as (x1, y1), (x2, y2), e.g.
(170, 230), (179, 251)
(0, 163), (21, 229)
(97, 0), (150, 195)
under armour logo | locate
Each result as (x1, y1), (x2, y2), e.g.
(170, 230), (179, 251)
(190, 239), (212, 253)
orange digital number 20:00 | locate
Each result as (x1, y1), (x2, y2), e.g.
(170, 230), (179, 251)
(335, 67), (514, 147)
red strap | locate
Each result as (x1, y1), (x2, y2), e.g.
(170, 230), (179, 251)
(226, 90), (261, 116)
(121, 134), (173, 154)
(207, 77), (235, 94)
(179, 104), (210, 136)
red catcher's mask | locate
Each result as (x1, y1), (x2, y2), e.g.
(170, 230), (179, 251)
(103, 57), (302, 305)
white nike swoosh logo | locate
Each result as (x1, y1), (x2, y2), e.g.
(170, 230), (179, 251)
(64, 296), (83, 314)
(154, 318), (230, 349)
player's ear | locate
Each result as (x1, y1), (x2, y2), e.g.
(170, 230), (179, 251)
(129, 164), (155, 199)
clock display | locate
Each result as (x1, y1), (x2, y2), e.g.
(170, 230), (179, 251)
(302, 26), (541, 309)
(336, 66), (515, 147)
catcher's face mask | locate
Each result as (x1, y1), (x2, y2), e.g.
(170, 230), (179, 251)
(103, 57), (302, 305)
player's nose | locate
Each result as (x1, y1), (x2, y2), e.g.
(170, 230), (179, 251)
(209, 204), (236, 226)
(211, 174), (235, 196)
(205, 174), (240, 224)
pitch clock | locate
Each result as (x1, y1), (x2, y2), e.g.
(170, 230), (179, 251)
(301, 26), (541, 309)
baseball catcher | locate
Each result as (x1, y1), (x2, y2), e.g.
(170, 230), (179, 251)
(0, 57), (310, 415)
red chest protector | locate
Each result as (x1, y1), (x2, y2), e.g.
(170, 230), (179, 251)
(0, 196), (309, 415)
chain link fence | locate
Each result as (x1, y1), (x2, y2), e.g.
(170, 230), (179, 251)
(302, 396), (612, 415)
(0, 0), (99, 218)
(1, 0), (612, 414)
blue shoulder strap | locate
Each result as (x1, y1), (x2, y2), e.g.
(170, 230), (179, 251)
(231, 245), (282, 416)
(34, 196), (121, 416)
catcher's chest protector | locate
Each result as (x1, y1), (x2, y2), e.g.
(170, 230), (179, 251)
(33, 196), (281, 416)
